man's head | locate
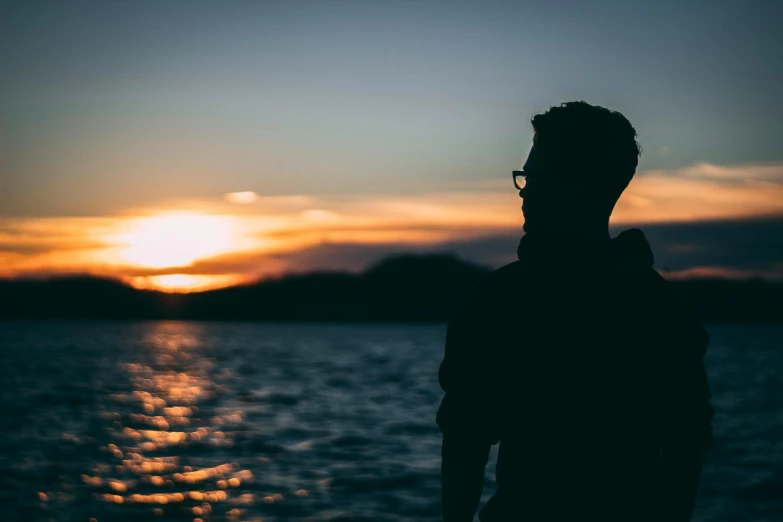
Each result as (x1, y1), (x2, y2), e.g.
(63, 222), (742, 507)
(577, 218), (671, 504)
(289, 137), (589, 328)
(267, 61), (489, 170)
(519, 101), (641, 234)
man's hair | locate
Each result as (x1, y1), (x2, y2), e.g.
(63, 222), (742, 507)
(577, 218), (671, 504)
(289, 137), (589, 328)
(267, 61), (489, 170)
(531, 101), (641, 198)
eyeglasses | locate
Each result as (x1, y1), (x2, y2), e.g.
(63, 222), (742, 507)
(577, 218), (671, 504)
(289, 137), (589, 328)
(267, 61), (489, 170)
(512, 170), (526, 191)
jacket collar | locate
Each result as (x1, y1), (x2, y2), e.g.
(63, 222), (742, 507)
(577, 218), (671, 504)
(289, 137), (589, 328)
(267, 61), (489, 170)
(517, 228), (654, 270)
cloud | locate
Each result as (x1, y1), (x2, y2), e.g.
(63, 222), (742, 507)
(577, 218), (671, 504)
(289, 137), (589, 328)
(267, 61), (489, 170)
(137, 215), (783, 282)
(631, 216), (783, 276)
(0, 216), (121, 276)
(1, 161), (782, 288)
(224, 191), (259, 204)
(674, 162), (783, 183)
(268, 215), (783, 278)
(613, 163), (783, 224)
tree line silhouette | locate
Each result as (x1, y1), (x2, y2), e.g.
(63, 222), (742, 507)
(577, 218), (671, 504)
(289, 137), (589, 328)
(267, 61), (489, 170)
(1, 254), (780, 322)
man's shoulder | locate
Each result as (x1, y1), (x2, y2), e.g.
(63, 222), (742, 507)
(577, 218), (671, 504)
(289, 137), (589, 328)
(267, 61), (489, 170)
(472, 261), (524, 293)
(457, 261), (525, 313)
(446, 262), (524, 340)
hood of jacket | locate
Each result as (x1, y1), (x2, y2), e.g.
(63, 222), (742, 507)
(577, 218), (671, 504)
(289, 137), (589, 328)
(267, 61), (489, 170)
(517, 228), (654, 271)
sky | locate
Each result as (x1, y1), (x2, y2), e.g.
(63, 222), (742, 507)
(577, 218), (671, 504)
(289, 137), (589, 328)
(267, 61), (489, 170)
(1, 0), (782, 290)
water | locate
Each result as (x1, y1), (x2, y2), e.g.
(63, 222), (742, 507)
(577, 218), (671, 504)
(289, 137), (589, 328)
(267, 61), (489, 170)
(0, 322), (780, 521)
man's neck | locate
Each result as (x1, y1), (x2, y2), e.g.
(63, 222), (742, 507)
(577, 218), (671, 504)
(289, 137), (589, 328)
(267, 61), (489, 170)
(523, 221), (611, 242)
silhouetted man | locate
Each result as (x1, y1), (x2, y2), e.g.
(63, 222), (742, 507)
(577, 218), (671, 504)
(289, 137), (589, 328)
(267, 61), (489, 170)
(437, 102), (713, 522)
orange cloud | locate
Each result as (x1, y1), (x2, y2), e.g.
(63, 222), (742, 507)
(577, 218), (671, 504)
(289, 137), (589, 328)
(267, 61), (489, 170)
(223, 191), (259, 204)
(1, 162), (781, 291)
(614, 163), (783, 223)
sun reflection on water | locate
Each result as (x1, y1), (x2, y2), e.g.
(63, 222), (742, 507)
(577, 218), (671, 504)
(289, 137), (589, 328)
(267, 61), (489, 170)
(81, 323), (264, 520)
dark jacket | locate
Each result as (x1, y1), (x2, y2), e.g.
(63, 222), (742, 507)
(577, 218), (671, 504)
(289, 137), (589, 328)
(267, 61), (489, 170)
(437, 229), (714, 521)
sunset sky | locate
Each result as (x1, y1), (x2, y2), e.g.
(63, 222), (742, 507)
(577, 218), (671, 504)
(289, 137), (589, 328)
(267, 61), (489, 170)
(2, 0), (782, 291)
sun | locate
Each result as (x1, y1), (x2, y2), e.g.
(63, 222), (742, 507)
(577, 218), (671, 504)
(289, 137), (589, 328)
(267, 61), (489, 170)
(115, 213), (236, 269)
(127, 273), (246, 292)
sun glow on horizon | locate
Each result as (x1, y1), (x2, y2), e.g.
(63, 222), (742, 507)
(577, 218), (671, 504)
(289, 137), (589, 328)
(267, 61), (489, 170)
(128, 273), (246, 292)
(114, 214), (238, 269)
(2, 162), (782, 285)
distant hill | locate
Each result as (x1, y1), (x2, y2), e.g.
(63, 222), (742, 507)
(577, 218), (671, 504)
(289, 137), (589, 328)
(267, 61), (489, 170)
(0, 253), (781, 323)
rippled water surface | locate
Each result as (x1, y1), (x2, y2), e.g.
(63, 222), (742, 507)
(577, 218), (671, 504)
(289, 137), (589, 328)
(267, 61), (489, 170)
(0, 322), (781, 521)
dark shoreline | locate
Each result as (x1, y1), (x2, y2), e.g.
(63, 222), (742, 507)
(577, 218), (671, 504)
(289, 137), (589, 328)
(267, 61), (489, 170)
(2, 254), (782, 324)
